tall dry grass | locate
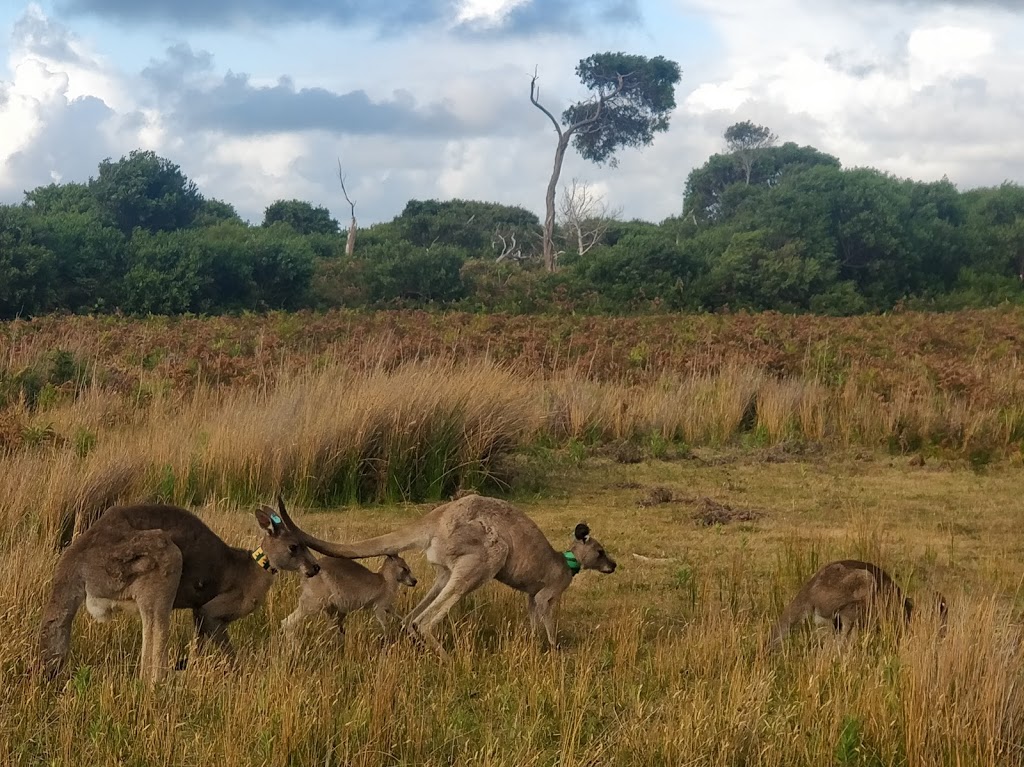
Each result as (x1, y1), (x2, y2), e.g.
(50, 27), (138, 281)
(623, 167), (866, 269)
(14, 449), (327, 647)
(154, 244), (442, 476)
(2, 369), (1023, 765)
(3, 520), (1020, 766)
(3, 357), (1023, 543)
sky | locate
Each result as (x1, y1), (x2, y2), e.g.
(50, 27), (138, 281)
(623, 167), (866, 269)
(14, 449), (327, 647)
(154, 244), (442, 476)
(1, 0), (1023, 226)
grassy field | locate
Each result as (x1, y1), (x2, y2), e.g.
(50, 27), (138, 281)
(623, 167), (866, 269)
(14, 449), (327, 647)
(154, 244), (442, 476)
(2, 310), (1024, 765)
(4, 450), (1024, 766)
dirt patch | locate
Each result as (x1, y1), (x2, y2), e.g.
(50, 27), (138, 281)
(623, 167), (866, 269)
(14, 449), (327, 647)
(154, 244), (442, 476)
(634, 486), (765, 525)
(758, 441), (825, 464)
(611, 441), (644, 464)
(636, 486), (678, 507)
(689, 497), (763, 526)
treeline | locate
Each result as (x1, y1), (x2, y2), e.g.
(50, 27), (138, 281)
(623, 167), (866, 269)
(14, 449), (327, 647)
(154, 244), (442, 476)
(2, 138), (1023, 319)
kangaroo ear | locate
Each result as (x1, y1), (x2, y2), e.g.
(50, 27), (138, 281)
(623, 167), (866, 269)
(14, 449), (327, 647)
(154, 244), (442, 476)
(255, 506), (282, 536)
(574, 522), (590, 542)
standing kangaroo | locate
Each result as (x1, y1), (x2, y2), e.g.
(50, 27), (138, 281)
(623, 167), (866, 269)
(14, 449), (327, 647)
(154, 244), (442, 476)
(281, 554), (418, 640)
(37, 501), (322, 682)
(769, 559), (947, 649)
(276, 494), (617, 656)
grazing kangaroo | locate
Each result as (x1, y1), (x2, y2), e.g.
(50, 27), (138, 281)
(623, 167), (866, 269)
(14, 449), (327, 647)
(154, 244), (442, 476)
(37, 501), (322, 682)
(281, 554), (418, 641)
(276, 494), (617, 656)
(769, 559), (947, 649)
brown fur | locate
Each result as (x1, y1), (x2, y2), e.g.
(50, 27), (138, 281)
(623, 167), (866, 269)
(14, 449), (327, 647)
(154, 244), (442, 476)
(277, 494), (617, 656)
(281, 554), (418, 640)
(37, 501), (321, 683)
(769, 559), (945, 649)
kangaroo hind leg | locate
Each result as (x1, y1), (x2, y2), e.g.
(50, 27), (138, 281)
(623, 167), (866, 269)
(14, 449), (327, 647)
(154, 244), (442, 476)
(123, 531), (183, 683)
(412, 546), (506, 658)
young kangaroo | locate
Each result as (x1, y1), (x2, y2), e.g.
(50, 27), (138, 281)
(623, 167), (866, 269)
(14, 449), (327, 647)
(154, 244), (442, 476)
(275, 494), (617, 656)
(769, 559), (947, 649)
(281, 554), (418, 640)
(37, 501), (321, 682)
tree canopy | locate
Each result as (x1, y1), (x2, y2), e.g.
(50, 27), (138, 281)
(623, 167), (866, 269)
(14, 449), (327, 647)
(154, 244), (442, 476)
(90, 150), (203, 235)
(263, 199), (339, 236)
(1, 134), (1023, 319)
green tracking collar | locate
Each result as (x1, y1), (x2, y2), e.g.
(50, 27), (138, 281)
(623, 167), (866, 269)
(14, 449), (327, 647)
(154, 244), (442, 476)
(563, 551), (581, 576)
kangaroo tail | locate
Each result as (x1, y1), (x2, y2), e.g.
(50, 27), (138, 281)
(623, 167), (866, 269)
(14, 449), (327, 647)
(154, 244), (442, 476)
(301, 520), (436, 559)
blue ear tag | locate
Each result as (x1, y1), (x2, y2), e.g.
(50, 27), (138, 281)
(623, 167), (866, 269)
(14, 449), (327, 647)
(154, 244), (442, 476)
(270, 515), (283, 525)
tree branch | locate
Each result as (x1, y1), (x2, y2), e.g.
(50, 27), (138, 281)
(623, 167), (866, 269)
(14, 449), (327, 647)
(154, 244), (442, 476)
(337, 158), (356, 217)
(530, 67), (563, 139)
(564, 73), (627, 139)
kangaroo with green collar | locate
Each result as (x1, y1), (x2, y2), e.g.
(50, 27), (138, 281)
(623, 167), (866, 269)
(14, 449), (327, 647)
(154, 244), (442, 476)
(37, 502), (322, 683)
(277, 494), (617, 656)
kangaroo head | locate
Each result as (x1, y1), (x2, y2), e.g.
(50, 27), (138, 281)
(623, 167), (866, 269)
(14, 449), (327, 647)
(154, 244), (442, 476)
(254, 504), (321, 578)
(382, 555), (418, 587)
(570, 522), (616, 574)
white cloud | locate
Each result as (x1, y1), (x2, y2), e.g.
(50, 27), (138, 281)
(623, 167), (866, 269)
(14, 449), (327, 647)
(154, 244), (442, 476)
(676, 0), (1024, 188)
(3, 0), (1024, 231)
(907, 26), (992, 86)
(454, 0), (532, 27)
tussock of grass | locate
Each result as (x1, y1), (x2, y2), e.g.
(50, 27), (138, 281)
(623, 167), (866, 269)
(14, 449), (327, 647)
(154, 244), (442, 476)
(3, 356), (1024, 544)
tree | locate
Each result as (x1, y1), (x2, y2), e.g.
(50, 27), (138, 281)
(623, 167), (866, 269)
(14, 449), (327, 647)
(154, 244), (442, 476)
(573, 227), (696, 310)
(90, 150), (203, 235)
(683, 142), (840, 224)
(704, 230), (837, 312)
(263, 199), (339, 236)
(724, 121), (778, 184)
(558, 178), (619, 256)
(122, 230), (210, 314)
(0, 206), (57, 318)
(530, 52), (681, 271)
(194, 198), (243, 227)
(362, 241), (466, 304)
(337, 159), (358, 257)
(24, 182), (98, 216)
(396, 199), (540, 256)
(32, 210), (127, 312)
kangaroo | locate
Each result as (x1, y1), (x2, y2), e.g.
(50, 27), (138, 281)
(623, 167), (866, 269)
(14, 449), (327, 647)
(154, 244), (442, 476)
(769, 559), (948, 649)
(281, 554), (418, 641)
(274, 494), (617, 656)
(37, 500), (321, 682)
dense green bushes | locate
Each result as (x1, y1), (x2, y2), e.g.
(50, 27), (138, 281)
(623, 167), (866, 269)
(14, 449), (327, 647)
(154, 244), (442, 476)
(2, 143), (1023, 319)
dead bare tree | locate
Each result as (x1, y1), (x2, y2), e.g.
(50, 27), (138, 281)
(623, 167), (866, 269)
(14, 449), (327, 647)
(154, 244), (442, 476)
(492, 227), (524, 263)
(559, 178), (619, 257)
(337, 158), (357, 257)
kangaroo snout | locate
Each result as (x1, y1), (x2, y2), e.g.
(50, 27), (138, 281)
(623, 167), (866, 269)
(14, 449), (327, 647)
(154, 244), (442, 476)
(602, 561), (617, 574)
(304, 562), (321, 578)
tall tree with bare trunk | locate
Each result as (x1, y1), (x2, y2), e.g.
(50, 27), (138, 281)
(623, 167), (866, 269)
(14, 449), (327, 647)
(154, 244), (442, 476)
(530, 52), (681, 271)
(337, 158), (357, 257)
